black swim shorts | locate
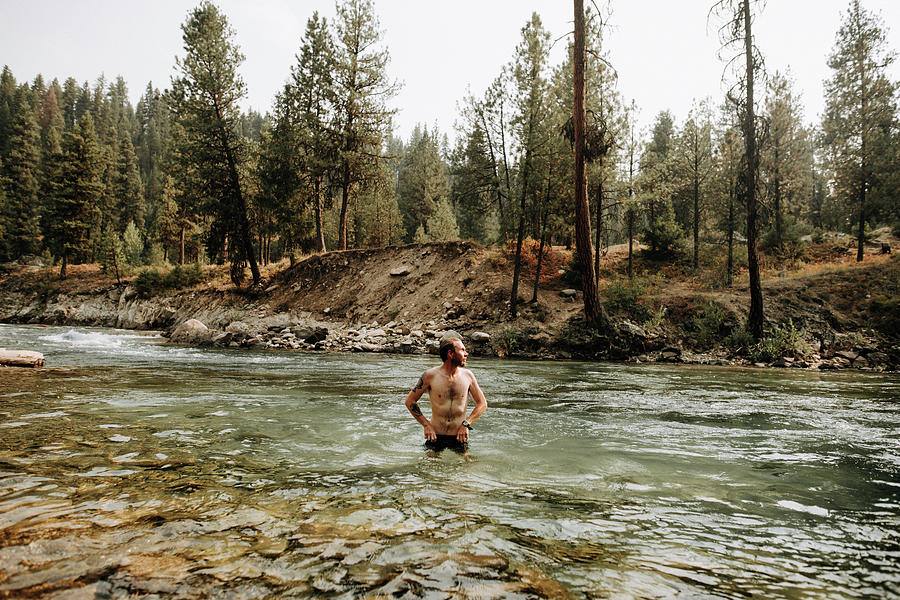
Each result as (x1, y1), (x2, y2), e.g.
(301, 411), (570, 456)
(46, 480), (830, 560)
(425, 434), (468, 453)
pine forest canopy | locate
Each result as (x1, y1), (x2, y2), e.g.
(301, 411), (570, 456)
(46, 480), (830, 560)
(0, 0), (897, 322)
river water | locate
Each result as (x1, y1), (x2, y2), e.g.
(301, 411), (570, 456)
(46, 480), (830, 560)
(0, 323), (898, 599)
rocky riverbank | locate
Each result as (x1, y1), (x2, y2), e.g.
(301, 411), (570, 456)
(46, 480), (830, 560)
(2, 241), (898, 372)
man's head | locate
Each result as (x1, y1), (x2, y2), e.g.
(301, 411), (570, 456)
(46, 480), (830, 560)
(439, 335), (467, 366)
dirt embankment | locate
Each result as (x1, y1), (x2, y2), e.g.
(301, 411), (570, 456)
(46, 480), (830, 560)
(1, 239), (898, 370)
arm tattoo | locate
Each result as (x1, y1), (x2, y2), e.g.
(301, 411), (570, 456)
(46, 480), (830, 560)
(410, 404), (423, 417)
(414, 376), (427, 392)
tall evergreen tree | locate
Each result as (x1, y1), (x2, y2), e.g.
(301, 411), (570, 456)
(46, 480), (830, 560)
(456, 74), (514, 239)
(170, 1), (260, 285)
(113, 124), (145, 231)
(638, 111), (683, 258)
(134, 83), (171, 246)
(2, 109), (42, 259)
(0, 67), (18, 161)
(760, 72), (812, 251)
(672, 102), (715, 269)
(260, 12), (338, 254)
(397, 125), (450, 241)
(509, 12), (550, 319)
(449, 123), (501, 244)
(333, 0), (398, 250)
(822, 0), (898, 261)
(50, 115), (104, 279)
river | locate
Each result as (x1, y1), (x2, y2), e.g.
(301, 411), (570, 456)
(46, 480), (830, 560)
(0, 323), (898, 599)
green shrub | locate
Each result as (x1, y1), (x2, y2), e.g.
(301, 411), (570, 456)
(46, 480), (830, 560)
(762, 217), (812, 250)
(642, 305), (668, 334)
(135, 264), (206, 298)
(642, 212), (685, 259)
(491, 327), (532, 358)
(165, 263), (205, 288)
(694, 301), (729, 345)
(724, 326), (755, 353)
(748, 320), (811, 363)
(602, 278), (651, 321)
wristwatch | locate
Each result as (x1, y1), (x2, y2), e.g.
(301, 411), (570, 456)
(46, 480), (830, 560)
(462, 420), (473, 430)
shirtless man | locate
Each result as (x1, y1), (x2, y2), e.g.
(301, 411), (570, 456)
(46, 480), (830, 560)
(404, 335), (487, 452)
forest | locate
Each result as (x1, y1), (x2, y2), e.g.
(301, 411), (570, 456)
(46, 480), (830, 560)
(0, 0), (897, 328)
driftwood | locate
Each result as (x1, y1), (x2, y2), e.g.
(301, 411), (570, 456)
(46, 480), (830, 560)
(0, 349), (44, 368)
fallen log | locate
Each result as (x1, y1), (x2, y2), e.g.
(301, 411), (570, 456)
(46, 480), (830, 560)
(0, 349), (45, 368)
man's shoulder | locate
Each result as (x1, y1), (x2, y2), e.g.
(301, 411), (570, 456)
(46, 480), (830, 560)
(460, 367), (477, 380)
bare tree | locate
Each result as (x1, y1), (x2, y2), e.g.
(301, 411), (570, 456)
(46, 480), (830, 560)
(713, 0), (765, 339)
(573, 0), (605, 327)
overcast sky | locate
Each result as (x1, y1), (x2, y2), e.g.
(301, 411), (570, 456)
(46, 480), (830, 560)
(2, 0), (898, 142)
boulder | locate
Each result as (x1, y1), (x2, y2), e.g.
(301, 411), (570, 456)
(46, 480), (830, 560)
(390, 266), (412, 277)
(470, 332), (491, 342)
(170, 319), (209, 343)
(560, 289), (578, 298)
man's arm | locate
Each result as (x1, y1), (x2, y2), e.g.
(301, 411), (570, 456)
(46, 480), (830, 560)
(404, 372), (436, 441)
(456, 371), (487, 442)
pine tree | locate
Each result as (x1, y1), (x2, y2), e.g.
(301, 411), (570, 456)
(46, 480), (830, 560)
(424, 198), (460, 242)
(397, 125), (450, 241)
(2, 109), (42, 259)
(50, 114), (104, 279)
(356, 160), (403, 247)
(760, 72), (812, 252)
(97, 223), (124, 283)
(333, 0), (397, 250)
(822, 0), (898, 261)
(170, 1), (260, 286)
(638, 111), (683, 258)
(456, 74), (514, 239)
(449, 125), (501, 244)
(509, 12), (550, 319)
(113, 124), (145, 230)
(0, 67), (18, 161)
(259, 12), (338, 255)
(671, 102), (715, 270)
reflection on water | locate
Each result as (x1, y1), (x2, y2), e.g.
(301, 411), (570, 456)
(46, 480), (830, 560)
(1, 324), (899, 598)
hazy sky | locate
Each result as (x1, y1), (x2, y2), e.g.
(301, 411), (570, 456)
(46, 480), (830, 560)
(2, 0), (898, 142)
